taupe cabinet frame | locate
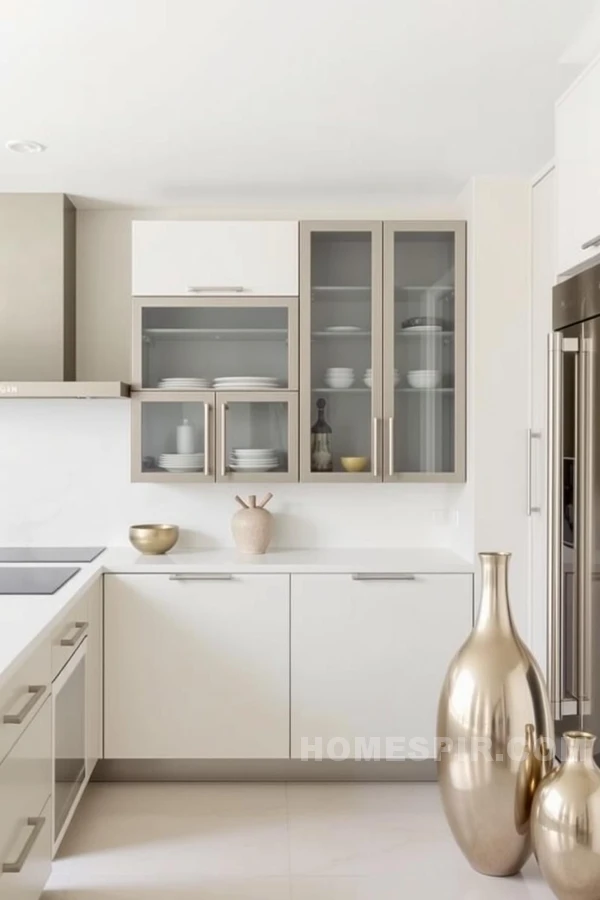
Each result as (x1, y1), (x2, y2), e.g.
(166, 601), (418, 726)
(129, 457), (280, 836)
(132, 295), (298, 392)
(383, 221), (466, 483)
(132, 391), (299, 483)
(300, 220), (466, 484)
(299, 222), (384, 483)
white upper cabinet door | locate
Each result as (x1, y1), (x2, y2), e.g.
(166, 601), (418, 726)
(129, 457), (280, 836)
(556, 56), (600, 275)
(132, 221), (299, 296)
(290, 573), (473, 760)
(104, 574), (290, 759)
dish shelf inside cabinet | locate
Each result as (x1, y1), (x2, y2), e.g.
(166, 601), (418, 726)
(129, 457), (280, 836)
(139, 305), (292, 390)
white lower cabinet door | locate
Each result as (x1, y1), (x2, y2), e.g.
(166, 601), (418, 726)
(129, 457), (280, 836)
(290, 573), (473, 760)
(85, 578), (103, 779)
(0, 700), (52, 899)
(104, 574), (290, 759)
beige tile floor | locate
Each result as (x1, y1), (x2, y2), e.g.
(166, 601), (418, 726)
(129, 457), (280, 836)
(44, 783), (554, 899)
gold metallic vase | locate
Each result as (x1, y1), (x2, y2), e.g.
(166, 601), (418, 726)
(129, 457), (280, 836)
(532, 732), (600, 900)
(437, 552), (554, 876)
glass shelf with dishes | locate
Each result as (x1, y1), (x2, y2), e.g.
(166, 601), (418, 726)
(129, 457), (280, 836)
(384, 223), (465, 480)
(301, 223), (383, 481)
(132, 296), (298, 392)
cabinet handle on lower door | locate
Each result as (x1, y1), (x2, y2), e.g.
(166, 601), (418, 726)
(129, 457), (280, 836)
(3, 685), (46, 724)
(2, 817), (45, 873)
(372, 417), (379, 477)
(388, 417), (394, 477)
(204, 403), (211, 477)
(169, 574), (233, 582)
(220, 403), (228, 477)
(352, 573), (416, 582)
(60, 621), (88, 647)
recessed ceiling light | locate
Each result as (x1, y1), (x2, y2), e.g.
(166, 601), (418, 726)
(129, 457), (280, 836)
(5, 140), (46, 154)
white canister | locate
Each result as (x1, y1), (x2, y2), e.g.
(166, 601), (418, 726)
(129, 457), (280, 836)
(176, 418), (195, 454)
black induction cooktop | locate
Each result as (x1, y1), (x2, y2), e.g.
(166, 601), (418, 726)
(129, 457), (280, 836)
(0, 547), (105, 564)
(0, 567), (81, 595)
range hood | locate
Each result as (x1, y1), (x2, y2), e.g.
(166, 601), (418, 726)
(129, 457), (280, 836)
(0, 193), (130, 399)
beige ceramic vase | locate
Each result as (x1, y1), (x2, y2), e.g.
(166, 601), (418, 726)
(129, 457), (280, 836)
(532, 732), (600, 900)
(437, 552), (554, 876)
(231, 493), (273, 555)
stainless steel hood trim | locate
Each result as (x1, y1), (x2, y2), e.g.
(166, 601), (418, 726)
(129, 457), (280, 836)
(0, 382), (130, 399)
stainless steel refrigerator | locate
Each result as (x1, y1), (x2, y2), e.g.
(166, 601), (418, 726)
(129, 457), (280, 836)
(549, 263), (600, 760)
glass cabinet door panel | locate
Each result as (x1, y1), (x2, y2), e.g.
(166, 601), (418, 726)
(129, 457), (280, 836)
(132, 393), (213, 482)
(134, 299), (296, 390)
(300, 223), (382, 481)
(216, 392), (298, 483)
(384, 223), (465, 481)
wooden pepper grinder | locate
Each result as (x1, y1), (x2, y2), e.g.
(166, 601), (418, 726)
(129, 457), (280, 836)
(231, 493), (274, 555)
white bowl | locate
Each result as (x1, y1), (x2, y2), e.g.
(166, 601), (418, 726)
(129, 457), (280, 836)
(326, 367), (353, 372)
(407, 370), (441, 389)
(232, 448), (277, 458)
(325, 375), (354, 389)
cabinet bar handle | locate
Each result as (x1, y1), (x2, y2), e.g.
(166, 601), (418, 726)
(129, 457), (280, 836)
(60, 621), (88, 647)
(204, 402), (211, 477)
(3, 685), (46, 725)
(169, 573), (233, 581)
(388, 417), (394, 477)
(372, 417), (379, 478)
(220, 403), (228, 477)
(186, 286), (246, 293)
(2, 817), (45, 873)
(352, 573), (416, 582)
(581, 234), (600, 250)
(527, 429), (542, 515)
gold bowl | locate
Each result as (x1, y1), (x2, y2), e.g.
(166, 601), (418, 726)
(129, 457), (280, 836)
(341, 456), (369, 473)
(129, 524), (179, 555)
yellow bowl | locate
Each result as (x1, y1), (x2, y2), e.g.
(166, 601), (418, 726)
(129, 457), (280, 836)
(129, 524), (179, 555)
(341, 456), (369, 473)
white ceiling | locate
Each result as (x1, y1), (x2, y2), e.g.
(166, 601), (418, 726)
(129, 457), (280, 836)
(0, 0), (596, 208)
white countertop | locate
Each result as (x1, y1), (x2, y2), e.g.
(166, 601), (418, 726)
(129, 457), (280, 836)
(0, 547), (473, 691)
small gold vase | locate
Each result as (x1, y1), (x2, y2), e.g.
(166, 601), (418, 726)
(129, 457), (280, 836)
(437, 552), (554, 876)
(532, 732), (600, 900)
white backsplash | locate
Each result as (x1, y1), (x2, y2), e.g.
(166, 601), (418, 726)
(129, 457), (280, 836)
(0, 401), (468, 551)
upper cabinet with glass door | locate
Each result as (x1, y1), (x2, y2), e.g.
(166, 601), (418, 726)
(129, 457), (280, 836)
(383, 222), (466, 481)
(132, 296), (297, 392)
(299, 223), (383, 481)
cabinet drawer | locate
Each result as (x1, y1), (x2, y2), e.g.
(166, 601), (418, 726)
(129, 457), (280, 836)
(0, 796), (51, 900)
(0, 699), (51, 897)
(0, 644), (50, 767)
(51, 591), (90, 681)
(132, 221), (299, 296)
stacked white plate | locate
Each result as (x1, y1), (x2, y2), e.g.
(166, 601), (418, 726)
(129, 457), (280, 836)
(229, 449), (279, 472)
(213, 376), (280, 391)
(159, 453), (205, 473)
(158, 378), (210, 390)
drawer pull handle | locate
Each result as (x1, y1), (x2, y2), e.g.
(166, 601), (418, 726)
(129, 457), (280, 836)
(581, 234), (600, 250)
(352, 573), (417, 582)
(3, 685), (46, 725)
(3, 817), (45, 873)
(186, 285), (246, 294)
(60, 621), (88, 647)
(169, 573), (233, 582)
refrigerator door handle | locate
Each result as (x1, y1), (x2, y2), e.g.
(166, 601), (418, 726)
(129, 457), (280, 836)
(577, 339), (593, 716)
(547, 333), (579, 719)
(527, 429), (543, 515)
